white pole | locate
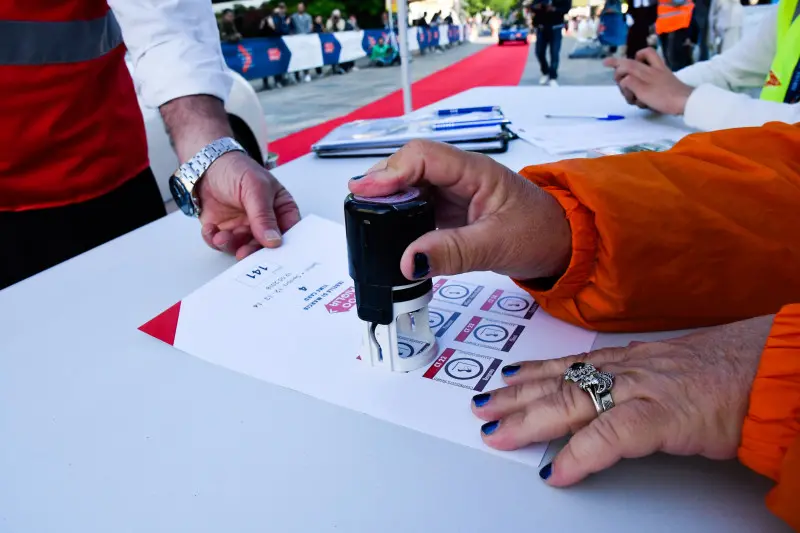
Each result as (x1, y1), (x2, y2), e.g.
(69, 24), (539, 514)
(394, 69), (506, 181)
(397, 0), (413, 114)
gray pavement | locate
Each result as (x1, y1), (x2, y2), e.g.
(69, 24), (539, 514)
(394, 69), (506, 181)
(520, 38), (617, 86)
(258, 43), (490, 141)
(259, 37), (615, 142)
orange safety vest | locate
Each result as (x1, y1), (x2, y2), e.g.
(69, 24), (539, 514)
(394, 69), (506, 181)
(655, 0), (695, 35)
(0, 1), (149, 212)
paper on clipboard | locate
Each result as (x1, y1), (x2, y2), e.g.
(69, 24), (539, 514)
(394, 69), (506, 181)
(139, 216), (597, 467)
(508, 118), (689, 154)
(312, 110), (508, 152)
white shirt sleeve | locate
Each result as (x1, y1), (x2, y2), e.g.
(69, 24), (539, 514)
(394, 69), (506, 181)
(109, 0), (233, 109)
(675, 5), (777, 91)
(682, 84), (800, 130)
(673, 5), (798, 132)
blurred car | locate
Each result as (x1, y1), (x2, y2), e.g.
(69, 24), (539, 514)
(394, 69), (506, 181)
(498, 24), (529, 45)
(126, 56), (275, 203)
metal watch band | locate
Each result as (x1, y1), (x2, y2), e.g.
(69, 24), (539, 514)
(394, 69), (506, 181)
(177, 137), (245, 185)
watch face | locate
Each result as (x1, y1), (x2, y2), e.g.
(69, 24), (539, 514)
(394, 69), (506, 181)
(169, 176), (194, 216)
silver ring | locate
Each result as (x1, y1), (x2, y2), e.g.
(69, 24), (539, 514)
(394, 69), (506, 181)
(563, 362), (615, 415)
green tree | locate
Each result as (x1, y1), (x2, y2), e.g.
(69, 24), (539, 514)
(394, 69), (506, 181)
(462, 0), (517, 15)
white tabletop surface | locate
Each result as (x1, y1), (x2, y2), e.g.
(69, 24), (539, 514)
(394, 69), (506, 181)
(0, 86), (789, 533)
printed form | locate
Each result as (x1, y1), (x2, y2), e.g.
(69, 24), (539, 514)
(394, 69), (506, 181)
(141, 215), (597, 467)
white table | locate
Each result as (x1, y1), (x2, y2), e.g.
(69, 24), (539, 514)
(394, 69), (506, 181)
(0, 87), (789, 533)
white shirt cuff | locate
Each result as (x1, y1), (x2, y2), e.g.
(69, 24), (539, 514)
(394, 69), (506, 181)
(683, 83), (800, 131)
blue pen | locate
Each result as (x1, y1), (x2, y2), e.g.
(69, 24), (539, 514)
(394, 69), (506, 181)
(431, 120), (507, 132)
(545, 114), (625, 121)
(435, 106), (500, 117)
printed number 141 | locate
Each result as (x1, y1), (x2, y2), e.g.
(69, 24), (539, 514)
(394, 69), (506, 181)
(246, 266), (270, 280)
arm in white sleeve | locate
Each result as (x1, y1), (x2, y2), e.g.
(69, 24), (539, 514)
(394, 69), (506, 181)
(675, 5), (777, 90)
(683, 84), (800, 130)
(109, 0), (233, 109)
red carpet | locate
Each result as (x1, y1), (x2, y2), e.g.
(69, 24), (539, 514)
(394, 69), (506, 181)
(270, 44), (529, 164)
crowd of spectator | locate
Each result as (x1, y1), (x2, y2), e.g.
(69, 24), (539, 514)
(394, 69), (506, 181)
(217, 3), (464, 89)
(218, 2), (362, 41)
(218, 2), (366, 87)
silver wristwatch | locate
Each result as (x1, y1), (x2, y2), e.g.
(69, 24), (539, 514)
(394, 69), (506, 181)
(169, 137), (246, 217)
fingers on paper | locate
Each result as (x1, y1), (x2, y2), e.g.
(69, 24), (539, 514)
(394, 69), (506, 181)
(242, 174), (283, 249)
(203, 224), (260, 257)
(235, 238), (263, 260)
(479, 364), (635, 451)
(620, 86), (638, 105)
(202, 223), (220, 251)
(274, 187), (302, 234)
(500, 348), (630, 385)
(546, 401), (668, 487)
(619, 75), (647, 99)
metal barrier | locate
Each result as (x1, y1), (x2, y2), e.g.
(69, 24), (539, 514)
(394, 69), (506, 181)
(221, 25), (466, 80)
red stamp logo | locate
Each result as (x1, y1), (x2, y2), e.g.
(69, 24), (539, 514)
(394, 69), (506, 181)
(324, 42), (335, 53)
(268, 48), (281, 61)
(325, 287), (356, 314)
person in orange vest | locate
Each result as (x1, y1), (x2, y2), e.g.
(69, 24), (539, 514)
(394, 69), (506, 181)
(655, 0), (696, 70)
(0, 1), (301, 291)
(348, 129), (800, 531)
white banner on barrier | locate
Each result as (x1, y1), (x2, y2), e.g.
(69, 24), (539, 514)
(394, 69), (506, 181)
(407, 27), (420, 52)
(336, 30), (367, 63)
(285, 34), (324, 72)
(439, 26), (450, 46)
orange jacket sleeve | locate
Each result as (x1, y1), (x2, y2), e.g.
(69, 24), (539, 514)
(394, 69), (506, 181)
(739, 304), (800, 531)
(516, 121), (800, 332)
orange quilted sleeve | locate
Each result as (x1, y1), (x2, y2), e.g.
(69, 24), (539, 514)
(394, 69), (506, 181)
(739, 304), (800, 531)
(516, 121), (800, 332)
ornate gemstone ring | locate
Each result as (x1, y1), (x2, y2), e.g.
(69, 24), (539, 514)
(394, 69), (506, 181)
(563, 362), (616, 415)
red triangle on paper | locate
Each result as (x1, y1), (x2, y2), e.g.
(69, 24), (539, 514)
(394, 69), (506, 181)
(765, 70), (781, 87)
(139, 301), (182, 346)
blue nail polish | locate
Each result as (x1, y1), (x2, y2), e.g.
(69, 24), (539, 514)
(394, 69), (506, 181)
(539, 462), (552, 480)
(350, 174), (366, 181)
(481, 420), (500, 436)
(472, 393), (491, 408)
(413, 253), (431, 279)
(502, 364), (521, 377)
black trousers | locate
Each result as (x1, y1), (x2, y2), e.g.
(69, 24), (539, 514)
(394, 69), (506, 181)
(0, 168), (166, 290)
(658, 28), (693, 71)
(626, 5), (658, 59)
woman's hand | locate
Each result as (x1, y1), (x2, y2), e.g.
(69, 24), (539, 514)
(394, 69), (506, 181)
(471, 315), (774, 485)
(348, 140), (572, 282)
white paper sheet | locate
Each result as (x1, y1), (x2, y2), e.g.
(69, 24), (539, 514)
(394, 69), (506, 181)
(149, 215), (597, 467)
(507, 115), (692, 155)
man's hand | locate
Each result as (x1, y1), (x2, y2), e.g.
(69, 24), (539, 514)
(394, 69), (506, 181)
(161, 95), (300, 260)
(198, 152), (300, 259)
(604, 48), (694, 115)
